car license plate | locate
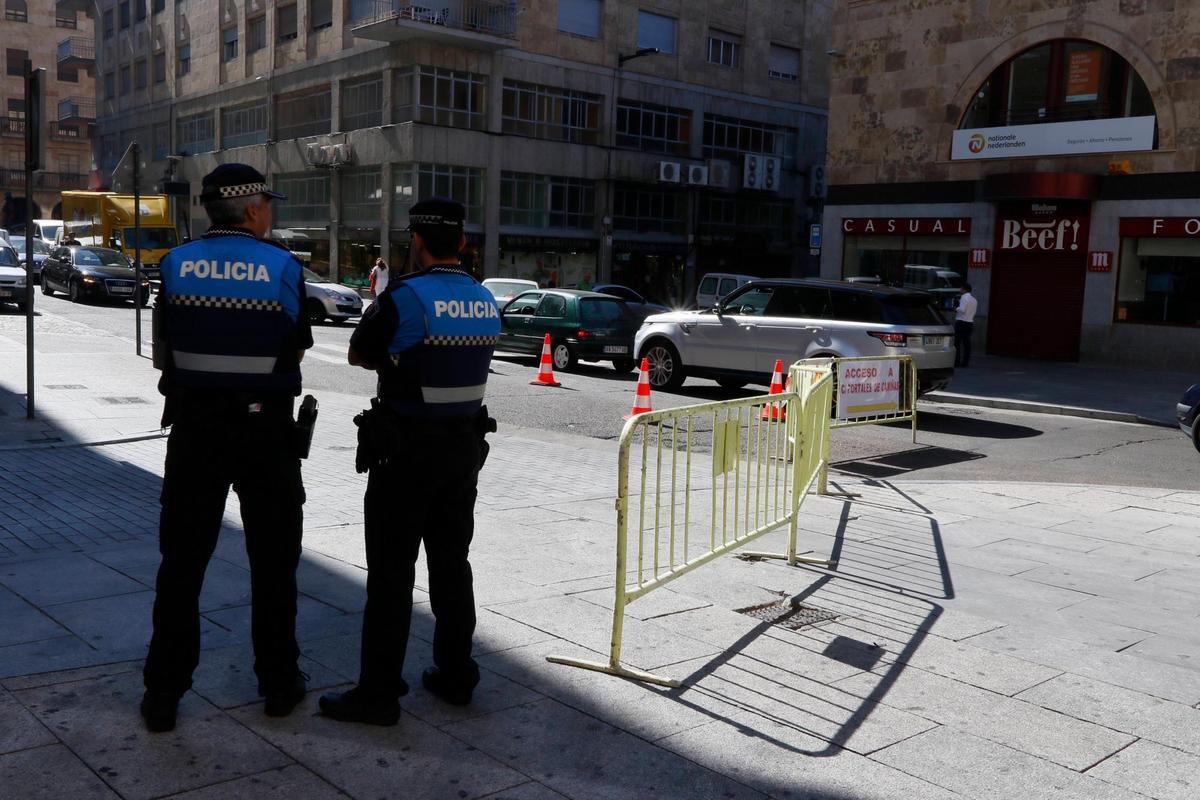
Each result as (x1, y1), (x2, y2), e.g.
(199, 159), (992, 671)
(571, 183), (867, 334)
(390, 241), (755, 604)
(603, 345), (629, 354)
(924, 335), (947, 346)
(0, 289), (10, 298)
(110, 286), (133, 294)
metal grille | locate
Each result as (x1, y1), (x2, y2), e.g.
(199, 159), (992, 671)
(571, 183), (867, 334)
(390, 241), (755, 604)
(737, 599), (838, 629)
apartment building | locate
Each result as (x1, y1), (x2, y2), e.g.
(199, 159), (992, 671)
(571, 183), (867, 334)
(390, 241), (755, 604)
(76, 0), (830, 301)
(823, 0), (1200, 367)
(0, 0), (94, 229)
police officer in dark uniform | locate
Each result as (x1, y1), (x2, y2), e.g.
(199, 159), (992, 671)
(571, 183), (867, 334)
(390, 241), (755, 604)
(319, 198), (498, 726)
(141, 164), (313, 732)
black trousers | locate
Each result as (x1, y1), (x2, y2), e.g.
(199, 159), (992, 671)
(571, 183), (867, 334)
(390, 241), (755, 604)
(359, 422), (482, 702)
(144, 404), (305, 697)
(955, 321), (974, 367)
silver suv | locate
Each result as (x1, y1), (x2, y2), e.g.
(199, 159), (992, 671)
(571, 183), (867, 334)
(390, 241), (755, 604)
(634, 278), (955, 393)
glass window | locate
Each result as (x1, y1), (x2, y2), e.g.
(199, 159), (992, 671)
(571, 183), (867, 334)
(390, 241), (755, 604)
(768, 44), (800, 81)
(349, 0), (376, 22)
(221, 101), (267, 148)
(707, 31), (740, 68)
(500, 172), (595, 229)
(535, 294), (568, 317)
(134, 59), (146, 89)
(6, 49), (27, 77)
(829, 290), (885, 323)
(153, 123), (169, 159)
(135, 0), (145, 21)
(277, 4), (297, 41)
(580, 298), (633, 325)
(504, 292), (542, 314)
(275, 88), (331, 139)
(119, 0), (130, 28)
(1007, 45), (1052, 124)
(637, 11), (676, 54)
(222, 26), (238, 61)
(341, 167), (382, 222)
(702, 113), (798, 169)
(119, 65), (131, 95)
(558, 0), (601, 38)
(103, 9), (114, 38)
(153, 0), (164, 13)
(1117, 237), (1200, 327)
(501, 80), (601, 144)
(274, 173), (331, 224)
(177, 43), (190, 76)
(176, 111), (214, 154)
(247, 16), (266, 53)
(104, 70), (115, 99)
(396, 66), (487, 130)
(342, 75), (383, 130)
(56, 13), (78, 28)
(310, 0), (332, 30)
(4, 0), (27, 23)
(881, 296), (943, 326)
(153, 51), (165, 83)
(718, 278), (739, 297)
(698, 276), (717, 295)
(725, 285), (773, 316)
(615, 100), (690, 155)
(612, 185), (685, 234)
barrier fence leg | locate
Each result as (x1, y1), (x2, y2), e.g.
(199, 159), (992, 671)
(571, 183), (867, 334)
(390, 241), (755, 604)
(911, 360), (919, 445)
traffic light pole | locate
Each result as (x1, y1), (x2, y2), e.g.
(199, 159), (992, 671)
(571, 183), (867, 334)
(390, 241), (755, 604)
(133, 144), (143, 356)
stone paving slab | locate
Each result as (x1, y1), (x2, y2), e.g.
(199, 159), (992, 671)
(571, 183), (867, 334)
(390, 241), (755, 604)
(1084, 739), (1200, 800)
(0, 744), (121, 799)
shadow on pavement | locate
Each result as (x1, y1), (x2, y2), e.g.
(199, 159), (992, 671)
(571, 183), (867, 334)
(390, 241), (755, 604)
(831, 445), (986, 479)
(912, 410), (1043, 440)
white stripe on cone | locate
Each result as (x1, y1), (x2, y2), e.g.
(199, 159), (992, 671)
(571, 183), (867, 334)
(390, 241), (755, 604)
(626, 357), (653, 418)
(530, 333), (562, 387)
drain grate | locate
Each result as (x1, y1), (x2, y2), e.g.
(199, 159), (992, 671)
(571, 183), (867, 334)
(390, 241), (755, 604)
(45, 384), (87, 390)
(97, 396), (150, 405)
(736, 599), (837, 630)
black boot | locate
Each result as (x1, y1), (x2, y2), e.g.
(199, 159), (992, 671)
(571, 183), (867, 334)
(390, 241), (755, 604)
(421, 667), (474, 706)
(140, 690), (180, 733)
(263, 672), (308, 718)
(318, 686), (400, 726)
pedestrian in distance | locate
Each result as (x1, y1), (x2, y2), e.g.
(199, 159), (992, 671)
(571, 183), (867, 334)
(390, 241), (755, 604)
(955, 282), (978, 368)
(369, 257), (390, 298)
(141, 164), (313, 732)
(319, 197), (499, 726)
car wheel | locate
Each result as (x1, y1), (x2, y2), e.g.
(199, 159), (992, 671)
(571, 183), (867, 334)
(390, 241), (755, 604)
(613, 357), (636, 373)
(1193, 420), (1200, 454)
(552, 340), (577, 371)
(69, 279), (82, 303)
(41, 279), (53, 296)
(643, 339), (685, 391)
(716, 377), (747, 390)
(306, 298), (326, 324)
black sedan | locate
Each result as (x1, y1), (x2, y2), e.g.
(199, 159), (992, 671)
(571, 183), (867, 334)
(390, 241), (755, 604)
(1178, 384), (1200, 452)
(40, 245), (151, 305)
(591, 283), (671, 319)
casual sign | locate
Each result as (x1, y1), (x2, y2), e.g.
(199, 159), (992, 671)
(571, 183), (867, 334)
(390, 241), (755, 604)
(951, 116), (1155, 160)
(837, 359), (902, 420)
(841, 217), (971, 236)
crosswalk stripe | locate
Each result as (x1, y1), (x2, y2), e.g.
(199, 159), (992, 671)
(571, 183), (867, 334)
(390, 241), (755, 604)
(303, 349), (346, 365)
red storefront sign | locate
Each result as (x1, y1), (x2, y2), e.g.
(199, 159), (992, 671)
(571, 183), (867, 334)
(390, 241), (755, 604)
(1119, 218), (1200, 237)
(1088, 251), (1114, 272)
(841, 217), (971, 235)
(968, 248), (991, 268)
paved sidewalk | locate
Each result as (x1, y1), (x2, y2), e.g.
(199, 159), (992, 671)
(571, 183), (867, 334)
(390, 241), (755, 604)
(2, 384), (1200, 798)
(927, 354), (1193, 426)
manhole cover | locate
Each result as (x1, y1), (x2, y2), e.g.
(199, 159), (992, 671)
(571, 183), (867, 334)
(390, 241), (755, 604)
(736, 599), (837, 630)
(45, 384), (87, 390)
(97, 397), (150, 405)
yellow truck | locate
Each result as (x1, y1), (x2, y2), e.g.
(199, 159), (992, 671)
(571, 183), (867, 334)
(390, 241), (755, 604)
(60, 191), (179, 279)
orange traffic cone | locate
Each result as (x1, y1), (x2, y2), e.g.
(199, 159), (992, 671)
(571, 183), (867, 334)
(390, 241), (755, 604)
(762, 359), (785, 421)
(625, 357), (653, 418)
(530, 334), (562, 387)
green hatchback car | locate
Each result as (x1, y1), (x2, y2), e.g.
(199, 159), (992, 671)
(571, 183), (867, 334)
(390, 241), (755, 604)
(499, 289), (642, 372)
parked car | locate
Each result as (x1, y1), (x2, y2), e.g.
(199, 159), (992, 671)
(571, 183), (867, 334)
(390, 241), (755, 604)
(11, 219), (64, 247)
(635, 278), (956, 393)
(696, 272), (757, 309)
(498, 288), (642, 372)
(303, 268), (363, 323)
(40, 245), (151, 305)
(482, 278), (539, 306)
(1178, 384), (1200, 452)
(591, 283), (671, 319)
(10, 237), (49, 283)
(903, 264), (963, 311)
(0, 244), (28, 312)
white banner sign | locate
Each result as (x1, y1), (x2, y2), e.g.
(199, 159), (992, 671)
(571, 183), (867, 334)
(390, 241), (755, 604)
(837, 359), (902, 420)
(951, 116), (1155, 161)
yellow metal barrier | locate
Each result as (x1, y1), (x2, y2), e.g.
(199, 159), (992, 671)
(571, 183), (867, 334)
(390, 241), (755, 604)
(547, 362), (837, 686)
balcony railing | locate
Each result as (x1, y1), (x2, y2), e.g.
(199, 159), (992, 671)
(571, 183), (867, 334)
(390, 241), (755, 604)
(58, 97), (96, 123)
(57, 36), (95, 67)
(0, 170), (89, 191)
(0, 117), (26, 137)
(351, 0), (517, 47)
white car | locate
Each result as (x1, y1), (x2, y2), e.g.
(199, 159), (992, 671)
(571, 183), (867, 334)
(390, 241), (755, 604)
(0, 244), (29, 312)
(483, 278), (539, 307)
(696, 272), (757, 309)
(12, 219), (64, 247)
(635, 278), (955, 393)
(303, 268), (363, 324)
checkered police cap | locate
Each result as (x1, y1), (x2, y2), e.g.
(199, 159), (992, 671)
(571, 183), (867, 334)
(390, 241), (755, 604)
(199, 163), (286, 203)
(407, 197), (466, 232)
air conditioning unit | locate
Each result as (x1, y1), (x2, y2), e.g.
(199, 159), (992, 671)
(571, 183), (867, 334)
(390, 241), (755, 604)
(657, 161), (681, 183)
(330, 143), (355, 166)
(762, 155), (781, 192)
(706, 159), (732, 189)
(305, 143), (329, 166)
(685, 164), (708, 186)
(742, 155), (782, 191)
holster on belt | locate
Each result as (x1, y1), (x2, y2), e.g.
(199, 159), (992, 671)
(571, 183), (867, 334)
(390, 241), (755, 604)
(352, 400), (497, 474)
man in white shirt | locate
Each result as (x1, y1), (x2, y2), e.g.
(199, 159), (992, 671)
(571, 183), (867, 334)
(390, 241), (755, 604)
(955, 283), (978, 368)
(369, 258), (390, 298)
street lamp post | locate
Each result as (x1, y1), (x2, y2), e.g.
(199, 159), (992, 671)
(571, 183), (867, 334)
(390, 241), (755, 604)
(602, 47), (660, 284)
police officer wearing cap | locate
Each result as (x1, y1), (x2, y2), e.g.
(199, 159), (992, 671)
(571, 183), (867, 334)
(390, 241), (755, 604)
(141, 164), (313, 732)
(319, 197), (498, 726)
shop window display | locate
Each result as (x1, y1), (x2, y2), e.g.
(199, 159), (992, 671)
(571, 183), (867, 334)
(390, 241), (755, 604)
(1117, 238), (1200, 326)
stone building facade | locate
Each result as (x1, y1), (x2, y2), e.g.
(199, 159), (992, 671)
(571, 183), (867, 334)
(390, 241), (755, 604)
(78, 0), (831, 303)
(0, 0), (94, 228)
(822, 0), (1200, 367)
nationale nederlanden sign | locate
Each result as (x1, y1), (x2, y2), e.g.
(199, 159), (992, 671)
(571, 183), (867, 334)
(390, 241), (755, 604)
(951, 116), (1156, 161)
